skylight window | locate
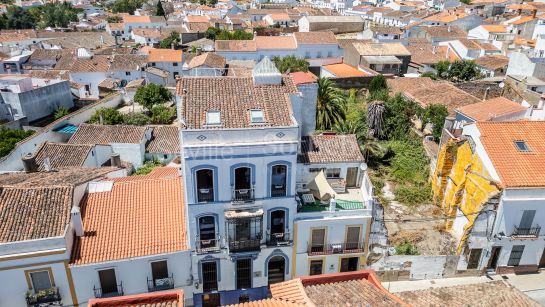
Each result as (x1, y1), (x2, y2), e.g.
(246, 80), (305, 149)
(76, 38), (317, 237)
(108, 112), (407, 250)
(206, 111), (221, 125)
(250, 109), (264, 123)
(514, 140), (530, 152)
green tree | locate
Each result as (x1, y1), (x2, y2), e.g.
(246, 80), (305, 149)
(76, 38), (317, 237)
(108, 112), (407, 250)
(123, 112), (151, 125)
(447, 60), (482, 82)
(89, 108), (124, 125)
(460, 0), (471, 4)
(273, 56), (309, 73)
(156, 0), (165, 16)
(206, 0), (218, 5)
(150, 105), (176, 124)
(421, 104), (448, 141)
(107, 15), (122, 23)
(53, 106), (69, 120)
(435, 60), (450, 79)
(420, 71), (437, 79)
(384, 94), (419, 140)
(368, 74), (388, 94)
(111, 0), (144, 14)
(316, 77), (346, 131)
(133, 84), (173, 111)
(0, 6), (36, 29)
(205, 27), (220, 39)
(159, 31), (180, 49)
(30, 3), (82, 28)
(0, 128), (34, 158)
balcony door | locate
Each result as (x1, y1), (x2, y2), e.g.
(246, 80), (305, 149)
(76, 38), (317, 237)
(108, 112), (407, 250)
(235, 167), (251, 190)
(346, 167), (358, 188)
(196, 169), (214, 202)
(340, 257), (359, 272)
(151, 261), (169, 285)
(270, 210), (286, 243)
(98, 269), (118, 295)
(345, 226), (361, 251)
(271, 165), (287, 197)
(199, 216), (216, 249)
(267, 256), (285, 285)
(519, 210), (536, 233)
(310, 228), (326, 253)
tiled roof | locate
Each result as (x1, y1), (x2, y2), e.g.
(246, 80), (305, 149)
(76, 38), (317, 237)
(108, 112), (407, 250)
(109, 54), (147, 71)
(225, 299), (304, 307)
(352, 42), (411, 56)
(89, 289), (183, 307)
(420, 25), (466, 39)
(37, 31), (116, 49)
(187, 52), (226, 69)
(215, 40), (257, 52)
(457, 97), (527, 121)
(186, 15), (210, 23)
(387, 77), (481, 114)
(0, 30), (37, 42)
(294, 31), (338, 45)
(146, 126), (180, 154)
(68, 124), (148, 145)
(256, 36), (297, 49)
(34, 142), (93, 171)
(0, 167), (117, 243)
(71, 170), (187, 265)
(474, 54), (509, 70)
(406, 41), (446, 65)
(481, 24), (508, 33)
(289, 71), (317, 85)
(397, 281), (539, 306)
(304, 279), (403, 306)
(148, 48), (183, 62)
(146, 66), (170, 78)
(476, 121), (545, 187)
(299, 134), (364, 164)
(123, 15), (151, 23)
(322, 63), (370, 77)
(177, 76), (297, 129)
(270, 279), (312, 305)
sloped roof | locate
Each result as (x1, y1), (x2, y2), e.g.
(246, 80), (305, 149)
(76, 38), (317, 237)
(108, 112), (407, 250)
(476, 121), (545, 187)
(34, 142), (93, 171)
(148, 48), (183, 62)
(299, 134), (364, 164)
(322, 63), (370, 77)
(256, 36), (297, 50)
(187, 52), (226, 69)
(146, 126), (180, 154)
(457, 97), (527, 121)
(351, 42), (410, 56)
(294, 31), (338, 45)
(215, 40), (257, 52)
(68, 124), (148, 145)
(71, 169), (187, 265)
(474, 54), (509, 70)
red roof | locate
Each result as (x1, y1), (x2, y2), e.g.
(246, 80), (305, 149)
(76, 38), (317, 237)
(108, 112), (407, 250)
(289, 71), (317, 85)
(88, 289), (183, 307)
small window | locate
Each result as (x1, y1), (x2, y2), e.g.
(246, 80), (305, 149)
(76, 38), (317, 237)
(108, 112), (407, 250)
(29, 270), (53, 291)
(151, 62), (156, 67)
(309, 259), (323, 275)
(125, 71), (130, 76)
(173, 62), (178, 66)
(514, 140), (530, 152)
(326, 168), (341, 178)
(206, 111), (221, 125)
(250, 109), (264, 123)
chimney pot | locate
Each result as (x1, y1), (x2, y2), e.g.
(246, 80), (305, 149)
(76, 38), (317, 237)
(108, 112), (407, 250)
(22, 153), (38, 173)
(71, 206), (84, 237)
(111, 153), (122, 167)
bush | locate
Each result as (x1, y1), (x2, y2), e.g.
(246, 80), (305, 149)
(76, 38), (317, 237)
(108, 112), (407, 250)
(368, 75), (387, 94)
(0, 128), (34, 158)
(159, 31), (180, 49)
(387, 136), (429, 184)
(395, 242), (420, 255)
(394, 184), (432, 206)
(89, 108), (124, 125)
(272, 56), (309, 73)
(53, 106), (69, 120)
(134, 84), (173, 111)
(123, 112), (151, 126)
(384, 94), (420, 140)
(150, 105), (176, 124)
(421, 104), (448, 141)
(133, 159), (163, 175)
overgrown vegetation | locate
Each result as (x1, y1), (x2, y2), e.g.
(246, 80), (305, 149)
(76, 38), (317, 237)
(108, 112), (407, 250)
(106, 15), (122, 23)
(0, 128), (34, 158)
(133, 158), (164, 175)
(395, 241), (420, 255)
(53, 106), (69, 120)
(425, 60), (482, 82)
(273, 56), (309, 73)
(134, 84), (173, 112)
(205, 27), (253, 40)
(159, 31), (180, 49)
(0, 3), (82, 29)
(111, 0), (144, 14)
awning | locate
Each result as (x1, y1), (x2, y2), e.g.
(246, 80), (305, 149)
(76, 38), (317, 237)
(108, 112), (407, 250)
(307, 170), (335, 202)
(225, 208), (264, 219)
(363, 55), (402, 65)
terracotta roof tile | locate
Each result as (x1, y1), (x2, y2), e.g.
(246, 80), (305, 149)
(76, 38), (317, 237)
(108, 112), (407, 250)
(397, 281), (539, 306)
(146, 126), (180, 154)
(89, 289), (183, 307)
(177, 76), (297, 129)
(322, 63), (370, 77)
(294, 31), (338, 45)
(476, 121), (545, 187)
(187, 52), (226, 69)
(215, 40), (257, 52)
(148, 48), (183, 62)
(474, 54), (509, 70)
(481, 24), (508, 33)
(256, 36), (297, 49)
(289, 71), (317, 85)
(34, 142), (93, 171)
(225, 298), (304, 307)
(304, 279), (403, 306)
(457, 97), (527, 121)
(299, 134), (364, 164)
(70, 170), (187, 265)
(68, 124), (148, 145)
(420, 25), (467, 39)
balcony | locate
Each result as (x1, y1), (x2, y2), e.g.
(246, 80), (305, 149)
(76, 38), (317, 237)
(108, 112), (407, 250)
(232, 188), (255, 203)
(228, 237), (262, 253)
(26, 287), (61, 307)
(271, 185), (287, 197)
(196, 234), (221, 253)
(307, 242), (364, 256)
(93, 283), (124, 298)
(147, 275), (174, 292)
(511, 225), (541, 238)
(197, 187), (214, 203)
(266, 232), (291, 247)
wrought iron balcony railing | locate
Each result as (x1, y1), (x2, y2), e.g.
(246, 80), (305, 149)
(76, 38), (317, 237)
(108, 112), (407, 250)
(196, 234), (221, 253)
(512, 225), (541, 238)
(307, 242), (364, 255)
(271, 185), (287, 197)
(266, 232), (291, 246)
(26, 287), (61, 307)
(147, 275), (174, 292)
(232, 188), (255, 203)
(93, 283), (124, 298)
(197, 187), (214, 203)
(228, 237), (262, 253)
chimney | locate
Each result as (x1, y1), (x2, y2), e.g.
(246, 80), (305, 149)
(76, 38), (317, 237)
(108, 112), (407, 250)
(448, 25), (451, 32)
(533, 9), (537, 19)
(22, 153), (38, 173)
(432, 45), (437, 54)
(110, 153), (122, 167)
(483, 86), (490, 101)
(71, 206), (84, 237)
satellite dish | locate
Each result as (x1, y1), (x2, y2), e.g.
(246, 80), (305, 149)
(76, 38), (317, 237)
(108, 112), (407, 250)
(499, 82), (505, 88)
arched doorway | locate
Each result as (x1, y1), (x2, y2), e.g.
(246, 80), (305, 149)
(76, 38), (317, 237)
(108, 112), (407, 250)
(267, 256), (286, 286)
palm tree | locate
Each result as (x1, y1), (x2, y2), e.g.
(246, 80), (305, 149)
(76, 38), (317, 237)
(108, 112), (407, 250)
(316, 77), (346, 130)
(367, 100), (386, 138)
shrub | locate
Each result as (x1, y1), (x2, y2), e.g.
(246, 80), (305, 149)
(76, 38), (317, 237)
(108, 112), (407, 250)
(134, 84), (173, 112)
(89, 107), (124, 125)
(133, 158), (163, 175)
(53, 106), (69, 120)
(150, 105), (176, 124)
(368, 74), (388, 94)
(395, 242), (420, 255)
(0, 128), (33, 158)
(394, 184), (432, 206)
(123, 112), (151, 126)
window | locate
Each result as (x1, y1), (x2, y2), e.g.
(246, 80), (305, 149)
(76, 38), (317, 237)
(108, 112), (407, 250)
(305, 52), (310, 59)
(340, 257), (359, 272)
(206, 111), (221, 125)
(467, 248), (482, 269)
(250, 109), (264, 123)
(317, 51), (322, 58)
(151, 260), (169, 281)
(29, 270), (52, 291)
(325, 168), (341, 178)
(345, 226), (361, 250)
(125, 71), (131, 76)
(327, 51), (332, 57)
(151, 62), (156, 67)
(514, 140), (530, 152)
(309, 259), (323, 275)
(173, 72), (179, 78)
(173, 62), (178, 66)
(310, 228), (326, 253)
(309, 167), (325, 173)
(98, 269), (118, 295)
(236, 258), (252, 289)
(202, 261), (218, 292)
(508, 245), (525, 266)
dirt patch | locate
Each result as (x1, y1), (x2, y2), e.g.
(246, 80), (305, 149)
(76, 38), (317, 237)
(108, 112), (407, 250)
(382, 181), (457, 256)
